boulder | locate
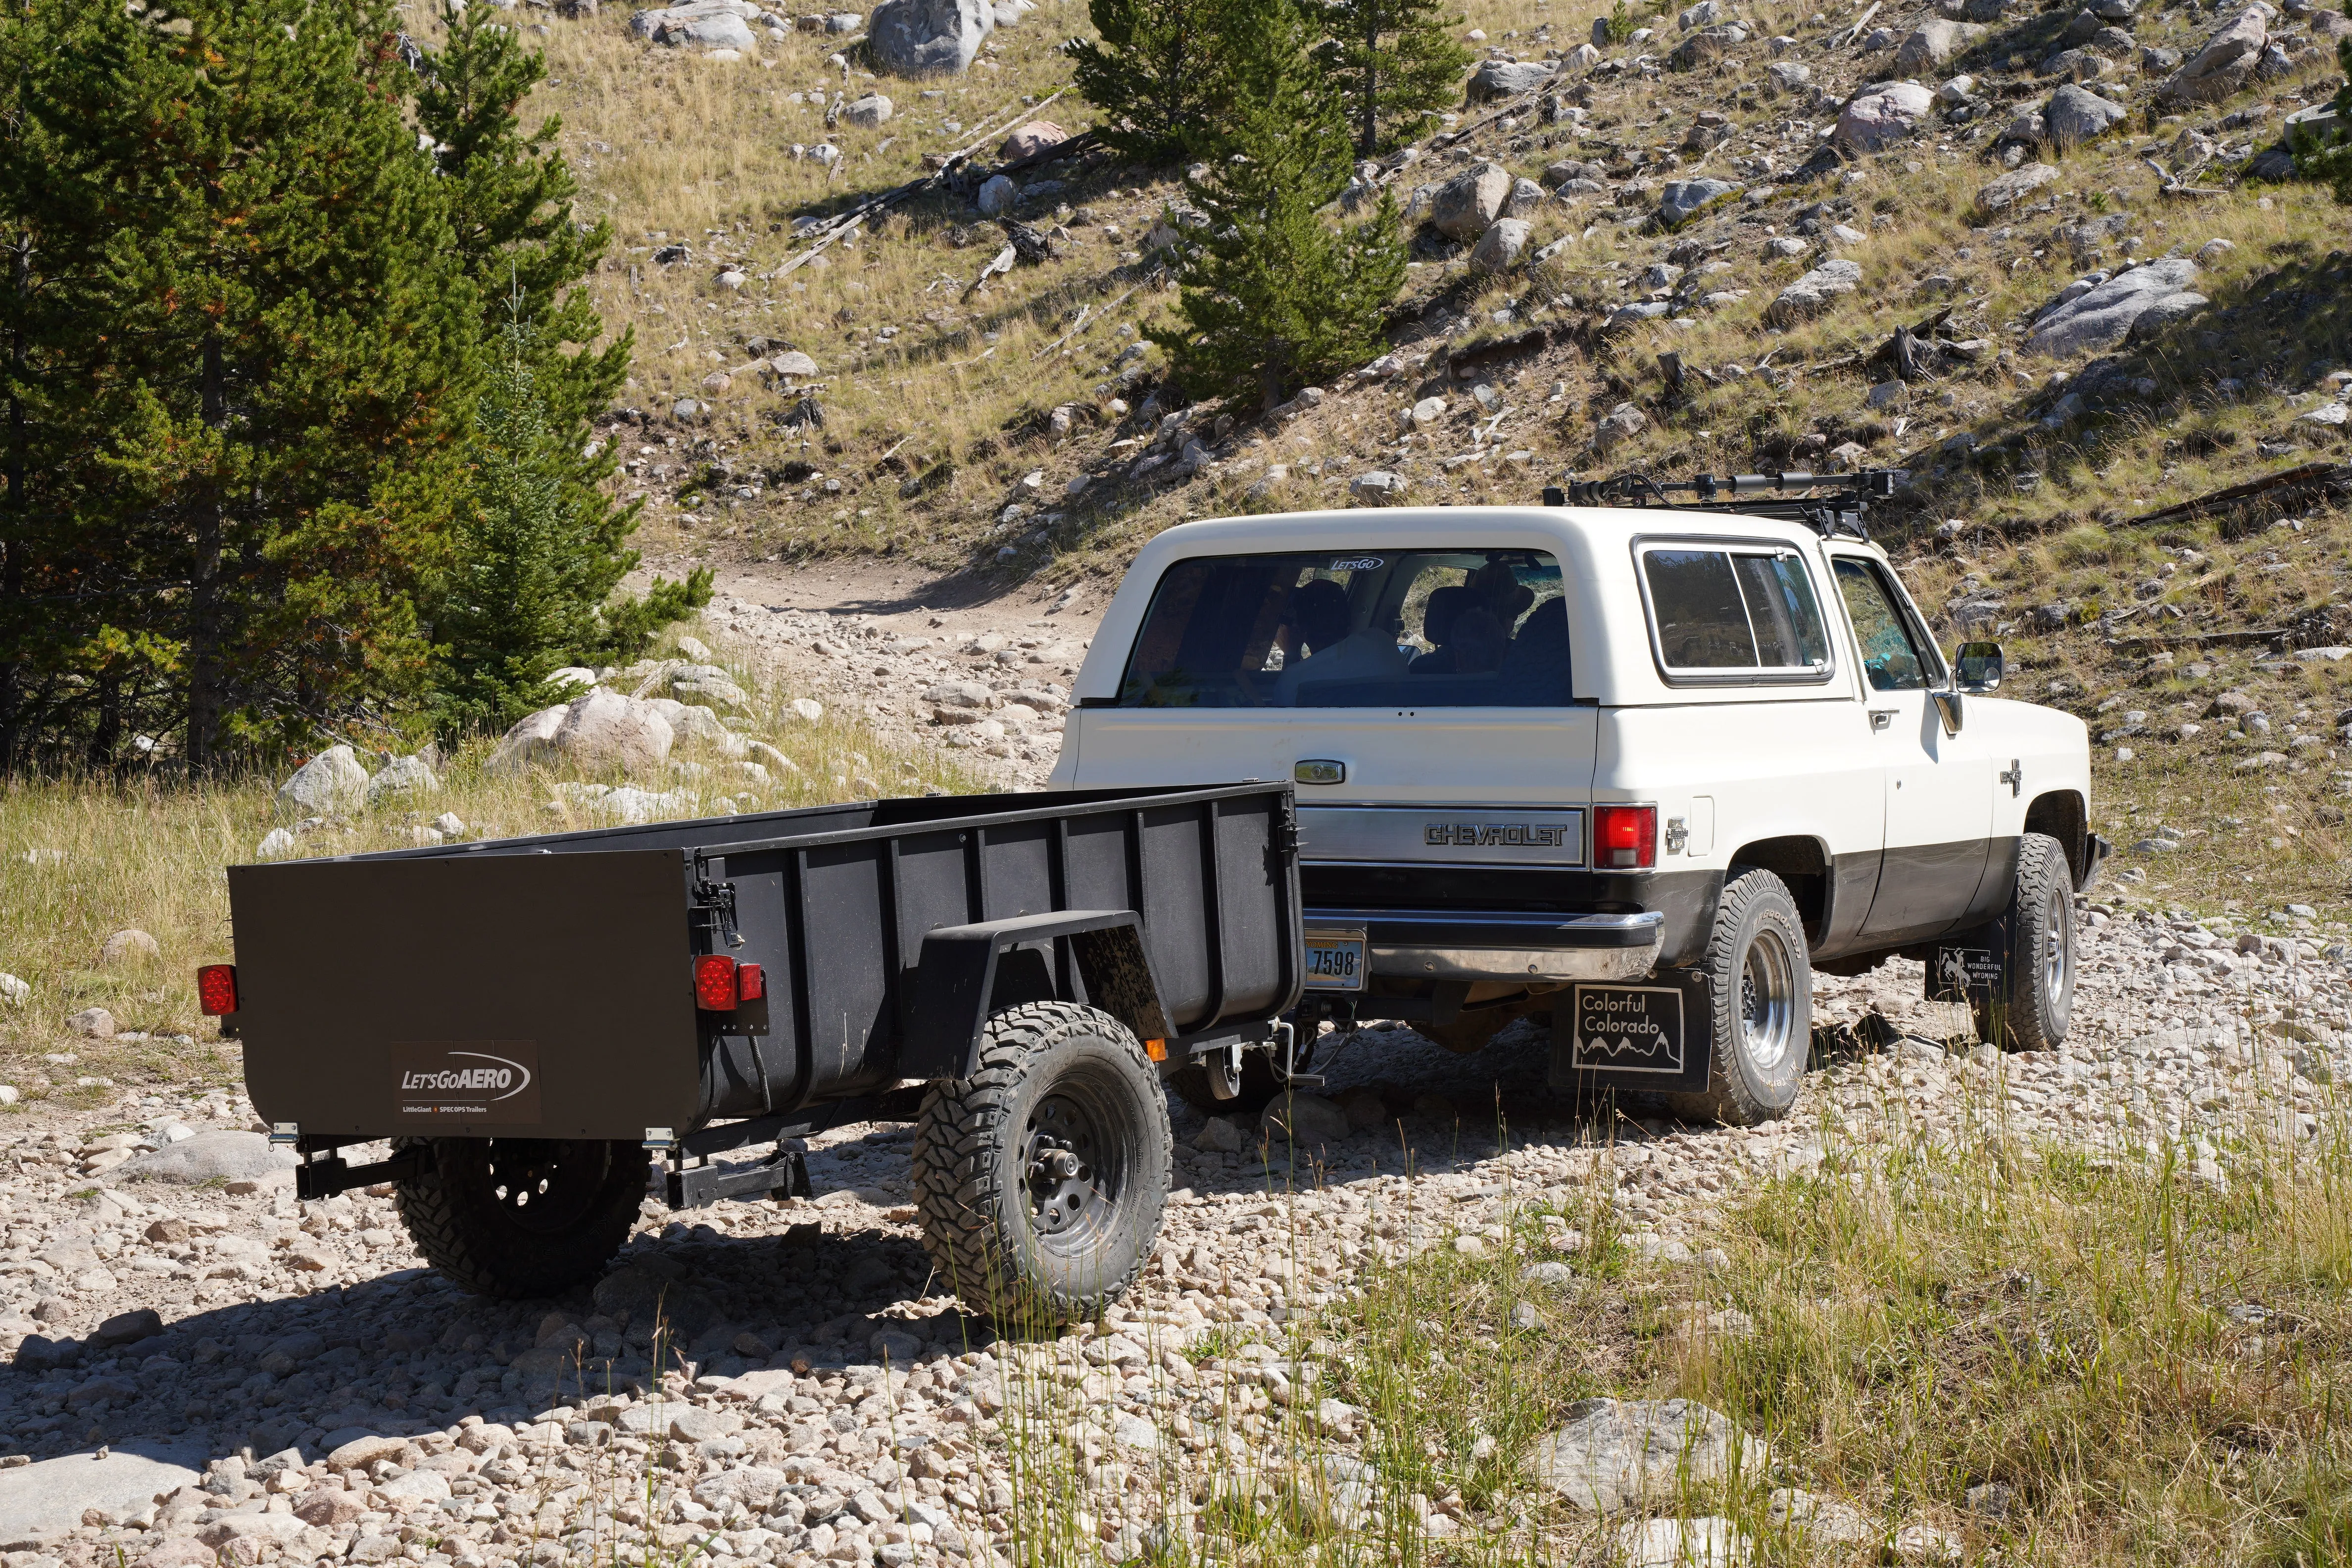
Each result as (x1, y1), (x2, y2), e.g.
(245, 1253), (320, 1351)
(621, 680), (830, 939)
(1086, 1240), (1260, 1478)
(68, 1006), (116, 1038)
(2026, 257), (2201, 355)
(1468, 59), (1556, 100)
(976, 173), (1017, 217)
(1429, 161), (1513, 240)
(1659, 177), (1740, 226)
(276, 743), (370, 818)
(1670, 25), (1745, 67)
(636, 0), (758, 47)
(1532, 1398), (1768, 1511)
(114, 1130), (298, 1184)
(867, 0), (992, 75)
(767, 348), (820, 380)
(1764, 258), (1863, 324)
(0, 1444), (204, 1543)
(366, 753), (439, 803)
(100, 928), (161, 966)
(1193, 1116), (1247, 1153)
(842, 93), (893, 127)
(1766, 58), (1812, 90)
(1834, 80), (1935, 150)
(1975, 161), (2059, 212)
(1470, 217), (1532, 271)
(1502, 176), (1547, 217)
(1614, 1517), (1751, 1568)
(489, 689), (674, 777)
(1768, 1487), (1878, 1545)
(1260, 1091), (1350, 1147)
(2157, 2), (2268, 105)
(997, 120), (1067, 159)
(2042, 83), (2128, 144)
(1896, 17), (1976, 68)
(2128, 289), (2208, 341)
(1592, 401), (1648, 452)
(1678, 0), (1725, 26)
(1349, 470), (1409, 504)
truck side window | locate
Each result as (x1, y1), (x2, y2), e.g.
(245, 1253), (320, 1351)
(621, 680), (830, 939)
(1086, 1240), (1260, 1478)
(1639, 544), (1831, 680)
(1832, 558), (1932, 691)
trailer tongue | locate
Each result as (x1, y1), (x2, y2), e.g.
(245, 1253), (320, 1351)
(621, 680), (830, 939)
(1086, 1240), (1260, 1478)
(210, 783), (1304, 1323)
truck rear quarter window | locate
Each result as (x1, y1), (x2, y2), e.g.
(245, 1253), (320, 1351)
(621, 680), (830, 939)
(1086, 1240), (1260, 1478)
(1115, 549), (1571, 708)
(1637, 542), (1832, 683)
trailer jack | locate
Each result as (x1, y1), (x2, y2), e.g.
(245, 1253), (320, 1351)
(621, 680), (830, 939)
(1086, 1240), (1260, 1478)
(664, 1147), (812, 1210)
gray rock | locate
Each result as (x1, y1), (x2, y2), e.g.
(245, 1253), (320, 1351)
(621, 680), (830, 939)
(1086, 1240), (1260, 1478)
(1766, 59), (1812, 90)
(1523, 1260), (1575, 1285)
(366, 753), (439, 804)
(100, 928), (160, 965)
(1592, 401), (1649, 452)
(68, 1006), (115, 1039)
(1429, 161), (1512, 240)
(1349, 470), (1409, 504)
(2127, 289), (2207, 341)
(1659, 177), (1741, 226)
(276, 743), (370, 818)
(1896, 17), (1977, 68)
(2158, 2), (2267, 105)
(1193, 1116), (1247, 1153)
(976, 173), (1017, 217)
(1678, 0), (1725, 27)
(998, 119), (1068, 159)
(1261, 1091), (1350, 1147)
(1670, 25), (1746, 67)
(766, 349), (820, 380)
(637, 0), (757, 47)
(1468, 59), (1556, 100)
(1976, 161), (2059, 212)
(1615, 1516), (1750, 1567)
(114, 1131), (298, 1184)
(2043, 83), (2128, 145)
(1502, 177), (1547, 218)
(842, 93), (893, 127)
(867, 0), (992, 75)
(0, 973), (23, 1007)
(1768, 1487), (1877, 1544)
(1532, 1398), (1769, 1511)
(2026, 257), (2200, 355)
(0, 1443), (204, 1542)
(1765, 257), (1863, 324)
(91, 1308), (163, 1347)
(1470, 217), (1533, 271)
(489, 689), (675, 778)
(1835, 80), (1935, 150)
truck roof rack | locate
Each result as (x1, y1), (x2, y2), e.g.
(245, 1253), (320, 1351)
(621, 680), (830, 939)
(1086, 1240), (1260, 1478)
(1539, 469), (1903, 542)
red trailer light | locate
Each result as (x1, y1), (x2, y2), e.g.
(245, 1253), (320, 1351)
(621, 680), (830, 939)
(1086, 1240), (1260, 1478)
(1593, 805), (1657, 870)
(694, 955), (740, 1011)
(196, 964), (240, 1016)
(737, 963), (765, 1002)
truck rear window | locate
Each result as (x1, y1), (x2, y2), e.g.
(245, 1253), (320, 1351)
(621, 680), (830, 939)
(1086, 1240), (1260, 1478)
(1638, 544), (1832, 682)
(1115, 549), (1571, 708)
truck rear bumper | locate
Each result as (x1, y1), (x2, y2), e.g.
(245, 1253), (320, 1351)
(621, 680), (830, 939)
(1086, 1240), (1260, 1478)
(1307, 907), (1665, 983)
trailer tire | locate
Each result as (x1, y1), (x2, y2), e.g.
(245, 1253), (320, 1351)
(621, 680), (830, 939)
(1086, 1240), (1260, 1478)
(393, 1136), (648, 1300)
(1658, 867), (1809, 1128)
(912, 1001), (1172, 1326)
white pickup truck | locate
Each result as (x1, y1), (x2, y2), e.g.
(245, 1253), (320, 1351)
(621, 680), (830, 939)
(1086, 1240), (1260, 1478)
(1047, 479), (2109, 1126)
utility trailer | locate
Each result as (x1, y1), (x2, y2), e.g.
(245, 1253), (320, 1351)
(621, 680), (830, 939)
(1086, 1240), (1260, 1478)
(203, 783), (1304, 1322)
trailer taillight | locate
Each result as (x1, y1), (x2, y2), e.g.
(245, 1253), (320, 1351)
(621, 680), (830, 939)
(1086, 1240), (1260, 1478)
(196, 964), (239, 1016)
(737, 963), (765, 1002)
(694, 955), (740, 1011)
(1593, 806), (1657, 870)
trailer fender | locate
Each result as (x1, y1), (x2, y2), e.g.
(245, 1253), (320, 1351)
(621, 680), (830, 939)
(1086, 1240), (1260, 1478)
(905, 909), (1174, 1080)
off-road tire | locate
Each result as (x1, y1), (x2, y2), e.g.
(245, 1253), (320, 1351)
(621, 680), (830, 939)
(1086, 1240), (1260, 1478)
(1168, 1047), (1282, 1115)
(1660, 868), (1811, 1127)
(1973, 831), (2075, 1052)
(912, 1001), (1172, 1326)
(393, 1136), (647, 1299)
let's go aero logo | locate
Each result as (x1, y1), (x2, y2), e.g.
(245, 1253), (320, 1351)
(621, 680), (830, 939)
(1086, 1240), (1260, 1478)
(400, 1053), (531, 1101)
(392, 1041), (542, 1124)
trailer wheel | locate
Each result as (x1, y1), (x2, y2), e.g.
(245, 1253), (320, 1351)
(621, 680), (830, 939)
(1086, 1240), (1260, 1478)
(1658, 868), (1809, 1128)
(912, 1001), (1172, 1326)
(1167, 1048), (1282, 1116)
(394, 1136), (647, 1300)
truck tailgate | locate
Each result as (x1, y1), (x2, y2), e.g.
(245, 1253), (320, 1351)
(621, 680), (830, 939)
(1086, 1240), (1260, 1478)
(228, 849), (699, 1141)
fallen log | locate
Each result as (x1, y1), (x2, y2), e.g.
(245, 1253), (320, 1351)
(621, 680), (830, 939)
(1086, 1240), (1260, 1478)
(2125, 462), (2352, 528)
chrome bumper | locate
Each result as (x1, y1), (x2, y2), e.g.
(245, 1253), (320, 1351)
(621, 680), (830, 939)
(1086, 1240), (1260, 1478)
(1307, 908), (1666, 984)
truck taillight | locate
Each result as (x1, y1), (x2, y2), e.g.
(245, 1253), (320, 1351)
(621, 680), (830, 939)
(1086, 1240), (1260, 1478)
(196, 964), (239, 1016)
(694, 955), (740, 1011)
(1594, 806), (1657, 870)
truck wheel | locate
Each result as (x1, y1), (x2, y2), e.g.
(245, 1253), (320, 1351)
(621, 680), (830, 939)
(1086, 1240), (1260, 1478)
(1661, 868), (1810, 1127)
(393, 1137), (647, 1300)
(1168, 1048), (1281, 1115)
(1974, 832), (2075, 1052)
(912, 1001), (1172, 1326)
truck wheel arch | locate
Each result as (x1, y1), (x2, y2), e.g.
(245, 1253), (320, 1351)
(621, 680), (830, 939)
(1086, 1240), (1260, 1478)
(2023, 790), (2088, 886)
(1724, 835), (1832, 944)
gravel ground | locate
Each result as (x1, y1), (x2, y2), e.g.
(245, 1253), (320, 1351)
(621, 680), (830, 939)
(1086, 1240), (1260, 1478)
(0, 896), (2344, 1567)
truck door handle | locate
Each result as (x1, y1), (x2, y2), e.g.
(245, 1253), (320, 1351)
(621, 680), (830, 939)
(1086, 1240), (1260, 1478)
(1869, 709), (1895, 731)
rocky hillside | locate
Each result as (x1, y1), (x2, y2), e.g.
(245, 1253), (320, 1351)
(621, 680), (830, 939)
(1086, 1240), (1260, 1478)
(511, 0), (2352, 909)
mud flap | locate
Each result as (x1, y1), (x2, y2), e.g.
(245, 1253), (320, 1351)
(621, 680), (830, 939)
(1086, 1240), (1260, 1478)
(1547, 970), (1713, 1096)
(1927, 929), (2008, 1044)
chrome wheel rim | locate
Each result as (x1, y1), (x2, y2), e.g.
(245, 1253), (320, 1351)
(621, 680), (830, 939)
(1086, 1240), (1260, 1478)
(1740, 927), (1798, 1072)
(2044, 888), (2070, 999)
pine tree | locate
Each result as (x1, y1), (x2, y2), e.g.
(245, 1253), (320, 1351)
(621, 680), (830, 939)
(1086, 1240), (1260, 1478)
(15, 0), (480, 768)
(1317, 0), (1474, 156)
(1151, 0), (1405, 412)
(1063, 0), (1245, 165)
(2298, 3), (2352, 202)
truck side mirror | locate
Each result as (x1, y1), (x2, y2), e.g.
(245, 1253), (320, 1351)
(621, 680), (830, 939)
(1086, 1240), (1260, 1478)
(1953, 640), (2004, 693)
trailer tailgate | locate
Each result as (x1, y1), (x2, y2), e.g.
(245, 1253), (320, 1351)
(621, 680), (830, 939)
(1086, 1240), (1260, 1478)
(228, 849), (699, 1141)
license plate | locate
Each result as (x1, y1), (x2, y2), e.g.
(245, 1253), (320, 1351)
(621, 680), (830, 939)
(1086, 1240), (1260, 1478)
(1302, 930), (1367, 991)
